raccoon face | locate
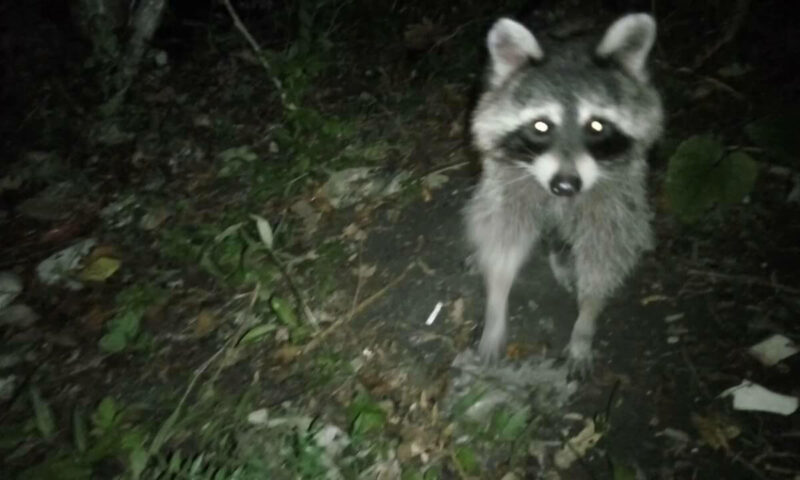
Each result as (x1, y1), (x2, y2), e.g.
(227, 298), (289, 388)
(472, 14), (663, 197)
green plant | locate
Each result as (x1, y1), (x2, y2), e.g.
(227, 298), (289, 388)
(138, 450), (248, 480)
(217, 146), (259, 178)
(289, 428), (331, 478)
(453, 445), (480, 475)
(160, 220), (280, 290)
(17, 395), (148, 480)
(347, 392), (387, 437)
(30, 387), (57, 441)
(99, 310), (144, 353)
(99, 284), (165, 353)
(665, 135), (758, 223)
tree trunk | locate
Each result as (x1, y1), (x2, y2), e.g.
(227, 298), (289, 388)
(115, 0), (167, 93)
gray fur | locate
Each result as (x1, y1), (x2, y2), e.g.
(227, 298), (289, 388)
(465, 14), (663, 375)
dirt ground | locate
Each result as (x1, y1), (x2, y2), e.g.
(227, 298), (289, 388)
(1, 1), (799, 479)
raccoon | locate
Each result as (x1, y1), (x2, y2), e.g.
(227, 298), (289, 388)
(465, 14), (663, 375)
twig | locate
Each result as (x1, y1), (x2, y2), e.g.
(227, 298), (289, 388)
(232, 283), (262, 344)
(699, 75), (747, 102)
(148, 339), (227, 456)
(765, 464), (800, 475)
(731, 454), (772, 480)
(426, 18), (483, 54)
(176, 346), (225, 414)
(686, 268), (800, 296)
(302, 261), (416, 355)
(221, 0), (285, 103)
(449, 448), (471, 480)
(212, 283), (262, 386)
(602, 380), (621, 423)
(691, 0), (751, 70)
(349, 241), (366, 321)
(681, 346), (712, 400)
(753, 449), (800, 464)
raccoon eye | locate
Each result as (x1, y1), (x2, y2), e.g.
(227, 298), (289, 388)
(532, 120), (552, 134)
(583, 118), (632, 161)
(533, 120), (551, 133)
(587, 119), (605, 134)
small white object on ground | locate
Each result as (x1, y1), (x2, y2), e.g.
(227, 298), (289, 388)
(247, 408), (269, 425)
(664, 313), (684, 323)
(425, 301), (443, 325)
(748, 334), (799, 366)
(721, 380), (798, 416)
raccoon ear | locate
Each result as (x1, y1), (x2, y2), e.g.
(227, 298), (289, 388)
(487, 18), (543, 88)
(596, 14), (656, 81)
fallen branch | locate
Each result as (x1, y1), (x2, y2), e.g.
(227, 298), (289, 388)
(146, 338), (227, 461)
(302, 261), (416, 355)
(681, 346), (712, 400)
(686, 268), (800, 296)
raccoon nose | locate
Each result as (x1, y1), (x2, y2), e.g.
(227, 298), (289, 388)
(549, 174), (582, 197)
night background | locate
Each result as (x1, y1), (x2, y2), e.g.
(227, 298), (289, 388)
(1, 0), (799, 478)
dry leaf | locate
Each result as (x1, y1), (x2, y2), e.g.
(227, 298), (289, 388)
(641, 294), (669, 305)
(275, 326), (290, 343)
(355, 264), (377, 278)
(273, 345), (301, 363)
(81, 306), (111, 332)
(421, 187), (433, 202)
(140, 207), (170, 230)
(506, 343), (525, 360)
(691, 413), (740, 451)
(554, 419), (603, 469)
(194, 310), (217, 337)
(79, 257), (121, 282)
(342, 223), (367, 241)
(449, 297), (464, 325)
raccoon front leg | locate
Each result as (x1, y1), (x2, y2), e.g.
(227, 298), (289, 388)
(477, 241), (532, 361)
(565, 292), (605, 377)
(567, 226), (646, 376)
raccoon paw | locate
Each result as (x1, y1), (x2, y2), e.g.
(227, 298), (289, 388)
(564, 337), (594, 379)
(477, 330), (505, 363)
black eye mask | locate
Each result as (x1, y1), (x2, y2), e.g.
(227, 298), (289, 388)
(583, 119), (632, 161)
(499, 119), (554, 160)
